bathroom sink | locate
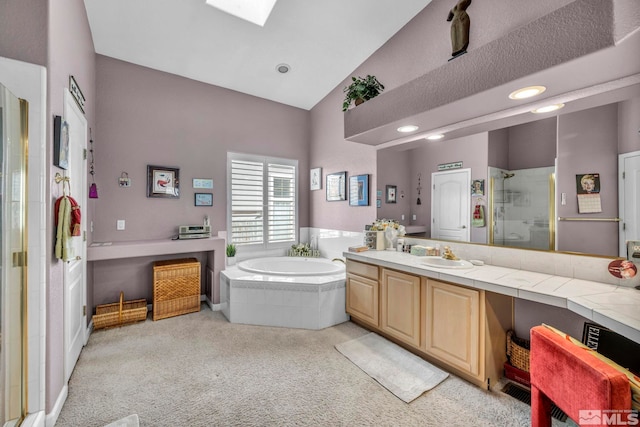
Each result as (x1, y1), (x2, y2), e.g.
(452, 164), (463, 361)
(421, 256), (473, 269)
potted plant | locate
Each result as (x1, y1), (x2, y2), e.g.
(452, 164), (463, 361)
(226, 243), (237, 266)
(342, 75), (385, 111)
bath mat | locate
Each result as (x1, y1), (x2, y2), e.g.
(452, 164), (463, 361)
(104, 414), (139, 427)
(335, 333), (448, 403)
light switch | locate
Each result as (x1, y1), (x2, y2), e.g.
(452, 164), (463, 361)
(561, 193), (567, 205)
(117, 220), (125, 230)
(401, 214), (405, 220)
(413, 214), (417, 221)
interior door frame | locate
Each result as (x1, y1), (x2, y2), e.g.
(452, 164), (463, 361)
(619, 150), (640, 257)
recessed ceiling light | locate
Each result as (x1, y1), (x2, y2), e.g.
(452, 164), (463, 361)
(397, 125), (419, 133)
(531, 103), (565, 114)
(426, 134), (445, 140)
(508, 86), (546, 100)
(205, 0), (278, 27)
(276, 63), (290, 74)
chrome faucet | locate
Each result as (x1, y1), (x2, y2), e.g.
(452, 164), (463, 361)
(442, 246), (459, 261)
(332, 258), (346, 264)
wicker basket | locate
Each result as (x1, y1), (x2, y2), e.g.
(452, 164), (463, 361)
(506, 330), (531, 372)
(93, 291), (148, 330)
(153, 258), (201, 321)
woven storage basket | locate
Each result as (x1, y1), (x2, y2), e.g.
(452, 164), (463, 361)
(506, 330), (531, 372)
(93, 291), (147, 330)
(153, 258), (201, 321)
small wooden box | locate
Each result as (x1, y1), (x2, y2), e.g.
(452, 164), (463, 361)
(153, 258), (201, 321)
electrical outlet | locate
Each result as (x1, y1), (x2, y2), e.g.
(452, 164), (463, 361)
(401, 214), (405, 220)
(413, 214), (417, 221)
(117, 220), (125, 230)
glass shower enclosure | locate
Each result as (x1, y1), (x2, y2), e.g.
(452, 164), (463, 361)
(0, 82), (28, 426)
(489, 166), (555, 251)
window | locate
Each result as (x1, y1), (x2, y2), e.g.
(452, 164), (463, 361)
(227, 153), (297, 247)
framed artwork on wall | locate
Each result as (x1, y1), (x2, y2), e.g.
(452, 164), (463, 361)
(310, 167), (322, 190)
(194, 192), (213, 206)
(53, 115), (69, 170)
(349, 174), (370, 206)
(147, 165), (180, 198)
(385, 185), (397, 203)
(193, 178), (213, 189)
(326, 171), (347, 201)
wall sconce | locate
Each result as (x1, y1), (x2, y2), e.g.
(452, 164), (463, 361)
(119, 172), (131, 187)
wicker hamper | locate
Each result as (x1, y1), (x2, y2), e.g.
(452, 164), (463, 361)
(153, 258), (201, 321)
(93, 291), (148, 330)
(506, 330), (531, 372)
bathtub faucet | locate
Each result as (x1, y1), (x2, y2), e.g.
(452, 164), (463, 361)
(331, 258), (346, 264)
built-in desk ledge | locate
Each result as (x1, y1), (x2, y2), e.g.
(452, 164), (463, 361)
(343, 250), (640, 345)
(87, 237), (225, 261)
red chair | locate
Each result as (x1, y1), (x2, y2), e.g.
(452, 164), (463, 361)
(530, 325), (631, 427)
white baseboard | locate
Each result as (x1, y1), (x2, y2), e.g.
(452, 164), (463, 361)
(205, 298), (221, 311)
(21, 410), (45, 427)
(45, 384), (68, 427)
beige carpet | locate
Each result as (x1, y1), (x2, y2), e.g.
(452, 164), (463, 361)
(56, 306), (575, 426)
(335, 333), (448, 403)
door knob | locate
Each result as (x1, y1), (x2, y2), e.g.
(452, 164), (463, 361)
(461, 225), (467, 229)
(76, 256), (82, 261)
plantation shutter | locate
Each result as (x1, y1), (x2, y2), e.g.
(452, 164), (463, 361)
(229, 154), (297, 247)
(268, 163), (296, 243)
(230, 159), (264, 245)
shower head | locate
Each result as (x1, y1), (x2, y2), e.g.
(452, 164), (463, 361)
(501, 172), (515, 179)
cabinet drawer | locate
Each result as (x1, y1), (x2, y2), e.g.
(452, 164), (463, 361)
(346, 260), (379, 280)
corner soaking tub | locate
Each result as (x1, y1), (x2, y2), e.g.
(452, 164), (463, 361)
(220, 257), (348, 330)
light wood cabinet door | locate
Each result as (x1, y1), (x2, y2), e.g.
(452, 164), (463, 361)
(424, 279), (481, 376)
(346, 273), (379, 327)
(380, 269), (421, 347)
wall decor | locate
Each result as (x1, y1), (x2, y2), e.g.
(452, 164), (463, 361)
(385, 185), (397, 203)
(376, 189), (382, 198)
(471, 179), (484, 196)
(193, 178), (213, 189)
(447, 0), (472, 59)
(326, 171), (347, 201)
(310, 167), (322, 190)
(53, 115), (69, 170)
(194, 193), (213, 206)
(437, 161), (463, 171)
(69, 75), (86, 113)
(349, 174), (370, 206)
(147, 165), (180, 198)
(377, 199), (382, 208)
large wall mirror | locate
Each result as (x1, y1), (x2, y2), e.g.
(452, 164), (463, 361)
(377, 82), (640, 258)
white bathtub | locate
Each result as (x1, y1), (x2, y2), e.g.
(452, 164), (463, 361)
(238, 256), (344, 276)
(221, 257), (348, 330)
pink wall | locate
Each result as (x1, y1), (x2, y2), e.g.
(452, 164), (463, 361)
(308, 0), (573, 233)
(93, 56), (310, 242)
(618, 96), (640, 154)
(557, 104), (619, 255)
(508, 118), (557, 170)
(488, 128), (509, 170)
(0, 0), (47, 66)
(376, 149), (412, 225)
(46, 0), (97, 413)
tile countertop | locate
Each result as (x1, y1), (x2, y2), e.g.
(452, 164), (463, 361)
(343, 250), (640, 345)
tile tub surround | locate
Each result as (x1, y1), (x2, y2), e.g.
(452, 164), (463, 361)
(220, 266), (348, 330)
(344, 249), (640, 345)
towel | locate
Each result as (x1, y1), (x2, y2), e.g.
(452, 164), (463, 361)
(55, 196), (74, 260)
(472, 203), (485, 227)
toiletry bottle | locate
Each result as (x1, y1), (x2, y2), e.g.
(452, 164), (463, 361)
(397, 238), (405, 252)
(435, 244), (440, 256)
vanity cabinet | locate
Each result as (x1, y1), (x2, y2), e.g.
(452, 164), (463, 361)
(423, 279), (512, 388)
(380, 268), (422, 347)
(346, 260), (380, 327)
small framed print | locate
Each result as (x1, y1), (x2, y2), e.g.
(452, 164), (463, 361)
(193, 178), (213, 189)
(194, 192), (213, 206)
(310, 167), (322, 191)
(385, 185), (397, 203)
(349, 174), (370, 206)
(471, 179), (484, 196)
(326, 171), (347, 201)
(53, 115), (69, 170)
(147, 165), (180, 198)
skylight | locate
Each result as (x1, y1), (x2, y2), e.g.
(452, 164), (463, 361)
(205, 0), (278, 27)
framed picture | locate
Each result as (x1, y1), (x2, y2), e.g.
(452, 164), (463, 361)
(53, 115), (70, 170)
(385, 185), (397, 203)
(349, 174), (370, 206)
(376, 199), (381, 208)
(310, 167), (322, 190)
(194, 192), (213, 206)
(147, 165), (180, 198)
(326, 171), (347, 201)
(471, 179), (484, 196)
(193, 178), (213, 189)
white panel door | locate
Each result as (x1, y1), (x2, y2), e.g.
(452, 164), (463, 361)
(620, 152), (640, 257)
(431, 169), (471, 241)
(63, 89), (87, 383)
